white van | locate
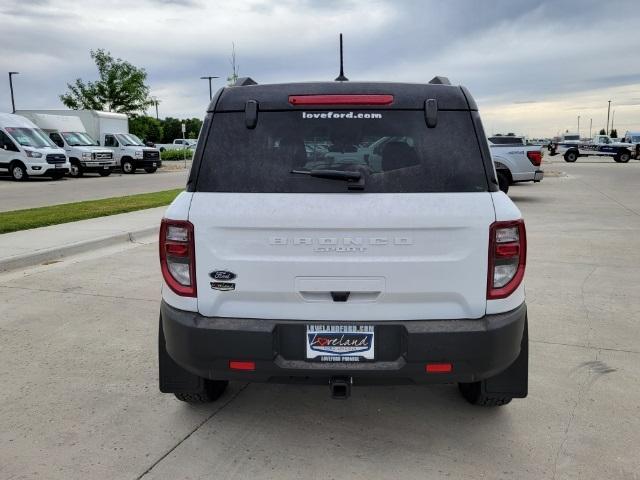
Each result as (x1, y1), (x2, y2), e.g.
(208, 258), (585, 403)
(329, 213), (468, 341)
(0, 113), (69, 181)
(16, 112), (116, 177)
(28, 110), (162, 174)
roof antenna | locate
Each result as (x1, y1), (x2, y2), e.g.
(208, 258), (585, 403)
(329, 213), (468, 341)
(334, 33), (349, 82)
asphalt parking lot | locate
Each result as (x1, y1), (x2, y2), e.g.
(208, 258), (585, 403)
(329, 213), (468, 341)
(1, 157), (639, 480)
(0, 167), (188, 212)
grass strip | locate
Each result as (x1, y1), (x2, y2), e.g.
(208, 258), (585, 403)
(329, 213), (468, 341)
(0, 188), (183, 234)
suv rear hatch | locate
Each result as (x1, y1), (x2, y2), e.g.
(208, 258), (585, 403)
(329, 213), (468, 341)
(189, 85), (496, 321)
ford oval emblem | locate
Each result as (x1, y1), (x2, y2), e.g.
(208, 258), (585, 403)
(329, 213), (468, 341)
(210, 270), (236, 281)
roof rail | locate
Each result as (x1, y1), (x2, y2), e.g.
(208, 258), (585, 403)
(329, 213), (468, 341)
(428, 76), (451, 86)
(234, 77), (258, 86)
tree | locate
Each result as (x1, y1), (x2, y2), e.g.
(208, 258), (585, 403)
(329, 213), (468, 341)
(610, 129), (617, 138)
(129, 116), (163, 143)
(161, 117), (183, 143)
(60, 49), (154, 115)
(184, 118), (203, 138)
(599, 128), (606, 135)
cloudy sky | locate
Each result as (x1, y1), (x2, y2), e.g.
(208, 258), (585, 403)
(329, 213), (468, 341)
(1, 0), (639, 137)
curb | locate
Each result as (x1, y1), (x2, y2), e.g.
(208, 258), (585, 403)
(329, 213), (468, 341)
(0, 226), (158, 274)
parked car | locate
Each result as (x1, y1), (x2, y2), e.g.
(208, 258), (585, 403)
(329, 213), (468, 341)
(156, 139), (197, 152)
(488, 139), (544, 193)
(0, 113), (69, 181)
(158, 77), (529, 407)
(30, 110), (162, 174)
(557, 134), (633, 162)
(16, 111), (116, 177)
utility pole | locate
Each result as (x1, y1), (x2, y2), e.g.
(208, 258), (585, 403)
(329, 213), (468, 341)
(589, 118), (592, 138)
(611, 110), (616, 135)
(8, 71), (19, 113)
(200, 76), (219, 101)
(577, 115), (580, 137)
(151, 96), (159, 120)
(606, 100), (612, 135)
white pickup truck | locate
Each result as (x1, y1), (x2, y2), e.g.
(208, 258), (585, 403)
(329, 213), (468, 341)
(487, 138), (544, 193)
(156, 139), (197, 152)
(557, 135), (633, 163)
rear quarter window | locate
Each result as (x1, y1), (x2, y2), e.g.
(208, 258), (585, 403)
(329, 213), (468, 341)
(195, 110), (488, 193)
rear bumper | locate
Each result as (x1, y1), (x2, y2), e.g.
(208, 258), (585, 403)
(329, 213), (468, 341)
(512, 169), (543, 183)
(161, 301), (527, 385)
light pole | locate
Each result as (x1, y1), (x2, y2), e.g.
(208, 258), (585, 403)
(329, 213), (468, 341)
(151, 96), (159, 120)
(200, 76), (219, 101)
(606, 100), (611, 135)
(8, 71), (19, 113)
(611, 110), (616, 136)
(577, 115), (580, 137)
(589, 118), (592, 138)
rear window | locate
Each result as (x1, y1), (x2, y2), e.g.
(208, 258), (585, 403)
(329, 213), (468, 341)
(196, 110), (488, 193)
(488, 136), (525, 145)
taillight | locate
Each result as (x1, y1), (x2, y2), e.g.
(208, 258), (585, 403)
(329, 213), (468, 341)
(288, 94), (394, 106)
(159, 219), (196, 297)
(487, 220), (526, 299)
(527, 150), (542, 166)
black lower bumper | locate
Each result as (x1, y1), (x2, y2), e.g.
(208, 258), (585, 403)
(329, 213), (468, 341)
(81, 164), (113, 173)
(161, 301), (527, 386)
(136, 159), (161, 169)
(44, 167), (69, 175)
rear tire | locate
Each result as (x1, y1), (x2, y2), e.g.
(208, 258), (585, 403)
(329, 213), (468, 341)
(144, 167), (158, 173)
(616, 152), (630, 163)
(122, 158), (136, 174)
(174, 380), (228, 404)
(10, 162), (28, 181)
(98, 169), (112, 177)
(459, 317), (528, 407)
(458, 382), (513, 406)
(564, 151), (578, 162)
(497, 170), (510, 194)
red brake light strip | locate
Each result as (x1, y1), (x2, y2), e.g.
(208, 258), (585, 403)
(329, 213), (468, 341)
(288, 94), (394, 106)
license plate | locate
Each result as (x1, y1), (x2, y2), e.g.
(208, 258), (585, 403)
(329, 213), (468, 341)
(153, 163), (156, 166)
(54, 164), (61, 169)
(306, 325), (375, 362)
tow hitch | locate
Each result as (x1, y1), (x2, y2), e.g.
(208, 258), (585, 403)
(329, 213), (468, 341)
(329, 376), (352, 399)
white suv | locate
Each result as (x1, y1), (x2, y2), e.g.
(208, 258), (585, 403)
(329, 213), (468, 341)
(158, 78), (529, 407)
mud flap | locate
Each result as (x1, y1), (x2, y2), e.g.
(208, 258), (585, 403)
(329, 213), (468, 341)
(483, 317), (528, 398)
(159, 315), (206, 394)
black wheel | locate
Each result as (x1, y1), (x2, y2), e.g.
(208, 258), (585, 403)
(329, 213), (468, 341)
(174, 380), (229, 404)
(50, 171), (65, 180)
(564, 151), (578, 162)
(144, 167), (158, 173)
(497, 170), (510, 194)
(69, 160), (83, 177)
(121, 158), (136, 174)
(10, 162), (28, 181)
(458, 382), (513, 406)
(616, 152), (630, 163)
(98, 169), (112, 177)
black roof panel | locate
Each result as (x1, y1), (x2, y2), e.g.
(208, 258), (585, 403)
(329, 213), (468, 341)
(211, 81), (476, 112)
